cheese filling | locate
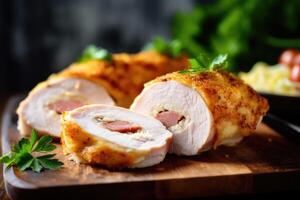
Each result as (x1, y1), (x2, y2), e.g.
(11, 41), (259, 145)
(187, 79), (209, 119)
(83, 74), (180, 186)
(152, 106), (189, 134)
(46, 92), (88, 114)
(93, 116), (153, 142)
(156, 110), (185, 128)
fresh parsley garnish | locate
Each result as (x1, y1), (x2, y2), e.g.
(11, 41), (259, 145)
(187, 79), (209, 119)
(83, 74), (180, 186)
(180, 54), (228, 74)
(144, 37), (184, 57)
(78, 45), (112, 62)
(0, 129), (63, 173)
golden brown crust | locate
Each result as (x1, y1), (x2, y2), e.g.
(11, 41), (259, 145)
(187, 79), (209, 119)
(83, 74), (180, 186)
(61, 114), (148, 169)
(57, 51), (188, 107)
(149, 70), (269, 147)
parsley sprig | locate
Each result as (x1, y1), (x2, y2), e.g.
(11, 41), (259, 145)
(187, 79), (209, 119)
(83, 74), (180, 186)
(0, 130), (63, 173)
(144, 37), (184, 57)
(78, 45), (112, 63)
(180, 54), (228, 74)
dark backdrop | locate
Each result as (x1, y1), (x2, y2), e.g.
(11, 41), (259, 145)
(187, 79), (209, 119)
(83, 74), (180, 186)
(0, 0), (196, 93)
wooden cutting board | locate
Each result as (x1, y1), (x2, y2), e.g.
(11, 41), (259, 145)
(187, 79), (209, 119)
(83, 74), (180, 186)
(2, 96), (300, 200)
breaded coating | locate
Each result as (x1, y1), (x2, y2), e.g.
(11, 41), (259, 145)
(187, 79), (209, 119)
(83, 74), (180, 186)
(61, 118), (147, 169)
(58, 51), (188, 107)
(148, 70), (269, 147)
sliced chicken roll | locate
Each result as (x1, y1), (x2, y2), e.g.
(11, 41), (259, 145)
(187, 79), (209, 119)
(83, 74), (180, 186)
(58, 51), (188, 107)
(61, 105), (172, 168)
(17, 77), (115, 138)
(131, 71), (269, 155)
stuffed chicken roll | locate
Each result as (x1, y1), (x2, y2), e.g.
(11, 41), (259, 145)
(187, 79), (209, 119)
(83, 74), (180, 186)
(59, 51), (188, 107)
(17, 77), (114, 138)
(131, 71), (269, 155)
(61, 105), (172, 169)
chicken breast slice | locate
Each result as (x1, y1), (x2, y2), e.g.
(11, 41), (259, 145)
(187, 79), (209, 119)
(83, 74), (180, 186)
(131, 81), (214, 155)
(58, 51), (188, 107)
(61, 105), (172, 168)
(17, 77), (115, 138)
(131, 71), (269, 155)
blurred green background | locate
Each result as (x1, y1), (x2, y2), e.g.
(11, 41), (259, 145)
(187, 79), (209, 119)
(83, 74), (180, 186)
(1, 0), (300, 93)
(170, 0), (300, 71)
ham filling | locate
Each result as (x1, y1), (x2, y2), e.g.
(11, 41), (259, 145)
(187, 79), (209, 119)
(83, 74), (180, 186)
(156, 110), (184, 128)
(48, 99), (85, 114)
(102, 120), (141, 134)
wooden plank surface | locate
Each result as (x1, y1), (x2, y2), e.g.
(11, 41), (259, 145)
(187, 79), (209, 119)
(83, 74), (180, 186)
(2, 96), (300, 200)
(0, 94), (12, 200)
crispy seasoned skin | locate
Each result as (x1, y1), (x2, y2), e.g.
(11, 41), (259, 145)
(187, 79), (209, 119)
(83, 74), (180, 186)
(58, 51), (188, 107)
(61, 105), (172, 169)
(131, 71), (269, 155)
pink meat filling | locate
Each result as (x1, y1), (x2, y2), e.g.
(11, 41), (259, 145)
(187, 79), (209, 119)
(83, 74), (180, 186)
(48, 99), (85, 114)
(103, 120), (141, 133)
(156, 110), (184, 128)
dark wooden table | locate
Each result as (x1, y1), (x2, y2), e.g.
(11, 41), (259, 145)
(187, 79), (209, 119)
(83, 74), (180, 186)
(1, 94), (300, 200)
(0, 95), (11, 200)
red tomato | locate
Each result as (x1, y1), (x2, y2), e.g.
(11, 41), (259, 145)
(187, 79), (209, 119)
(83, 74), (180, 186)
(290, 64), (300, 82)
(293, 53), (300, 65)
(279, 49), (298, 68)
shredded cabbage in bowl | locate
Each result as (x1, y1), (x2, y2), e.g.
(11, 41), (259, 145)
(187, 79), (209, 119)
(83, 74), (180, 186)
(239, 62), (300, 96)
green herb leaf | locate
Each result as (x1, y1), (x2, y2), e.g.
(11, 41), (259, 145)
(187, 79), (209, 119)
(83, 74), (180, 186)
(210, 54), (228, 70)
(39, 144), (56, 152)
(17, 138), (30, 152)
(78, 45), (112, 63)
(38, 157), (63, 170)
(29, 129), (38, 150)
(144, 37), (184, 57)
(0, 130), (63, 173)
(180, 54), (228, 74)
(152, 37), (169, 53)
(31, 158), (43, 173)
(33, 135), (53, 152)
(188, 58), (203, 69)
(37, 154), (56, 159)
(17, 153), (33, 171)
(12, 143), (20, 153)
(2, 154), (16, 168)
(0, 155), (10, 163)
(196, 54), (211, 69)
(169, 40), (184, 57)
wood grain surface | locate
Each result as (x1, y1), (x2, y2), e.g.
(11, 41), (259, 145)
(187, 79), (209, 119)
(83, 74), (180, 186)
(1, 96), (300, 200)
(0, 95), (11, 200)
